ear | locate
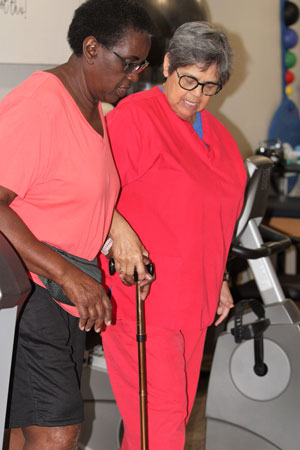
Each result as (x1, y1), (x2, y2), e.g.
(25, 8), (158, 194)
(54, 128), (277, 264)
(82, 36), (99, 64)
(163, 52), (171, 78)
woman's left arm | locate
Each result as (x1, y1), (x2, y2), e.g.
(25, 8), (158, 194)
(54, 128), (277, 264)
(106, 209), (155, 300)
(214, 281), (234, 326)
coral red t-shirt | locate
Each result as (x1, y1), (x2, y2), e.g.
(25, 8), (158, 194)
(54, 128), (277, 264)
(0, 71), (120, 315)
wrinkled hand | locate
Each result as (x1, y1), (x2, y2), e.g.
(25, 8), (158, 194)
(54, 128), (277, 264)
(118, 255), (155, 300)
(215, 281), (234, 326)
(61, 267), (112, 333)
(109, 210), (149, 282)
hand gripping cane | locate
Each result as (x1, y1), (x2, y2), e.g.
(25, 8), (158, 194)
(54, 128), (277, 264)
(109, 259), (154, 450)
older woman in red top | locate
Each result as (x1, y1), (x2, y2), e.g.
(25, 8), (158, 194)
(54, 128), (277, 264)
(102, 21), (247, 450)
(0, 1), (155, 449)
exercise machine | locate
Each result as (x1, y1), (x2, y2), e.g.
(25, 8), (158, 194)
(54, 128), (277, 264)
(230, 138), (300, 303)
(205, 155), (300, 450)
(0, 233), (31, 449)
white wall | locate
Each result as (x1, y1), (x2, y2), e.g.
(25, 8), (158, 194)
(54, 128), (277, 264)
(0, 0), (80, 100)
(0, 0), (82, 64)
(203, 0), (300, 158)
(1, 0), (299, 161)
(0, 0), (80, 101)
(0, 64), (52, 101)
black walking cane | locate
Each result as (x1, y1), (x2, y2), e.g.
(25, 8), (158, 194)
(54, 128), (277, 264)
(109, 259), (154, 450)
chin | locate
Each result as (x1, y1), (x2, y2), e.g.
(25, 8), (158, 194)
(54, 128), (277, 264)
(101, 93), (119, 105)
(177, 111), (194, 122)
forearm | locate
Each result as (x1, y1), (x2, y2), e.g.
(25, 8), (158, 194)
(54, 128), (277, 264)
(109, 209), (131, 240)
(109, 209), (120, 237)
(108, 209), (148, 280)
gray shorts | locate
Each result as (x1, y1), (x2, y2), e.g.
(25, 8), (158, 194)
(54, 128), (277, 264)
(6, 283), (86, 428)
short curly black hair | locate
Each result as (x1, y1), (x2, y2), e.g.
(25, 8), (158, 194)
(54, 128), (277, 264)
(68, 0), (155, 55)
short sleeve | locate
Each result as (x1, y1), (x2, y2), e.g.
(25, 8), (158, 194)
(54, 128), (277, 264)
(0, 96), (49, 198)
(106, 104), (146, 187)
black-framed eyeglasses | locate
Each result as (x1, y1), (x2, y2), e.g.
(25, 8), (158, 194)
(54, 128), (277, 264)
(176, 69), (222, 96)
(113, 51), (149, 74)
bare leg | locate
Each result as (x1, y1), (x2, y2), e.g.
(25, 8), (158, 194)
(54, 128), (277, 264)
(22, 424), (82, 450)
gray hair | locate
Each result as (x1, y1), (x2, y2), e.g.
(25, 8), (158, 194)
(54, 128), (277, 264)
(166, 21), (232, 85)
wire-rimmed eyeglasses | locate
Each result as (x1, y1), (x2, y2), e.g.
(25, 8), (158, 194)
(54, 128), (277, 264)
(176, 69), (222, 96)
(113, 51), (149, 74)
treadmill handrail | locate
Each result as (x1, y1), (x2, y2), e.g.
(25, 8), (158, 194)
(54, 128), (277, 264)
(231, 225), (291, 260)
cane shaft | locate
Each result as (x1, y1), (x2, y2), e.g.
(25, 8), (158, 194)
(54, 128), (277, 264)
(136, 282), (148, 450)
(138, 341), (147, 450)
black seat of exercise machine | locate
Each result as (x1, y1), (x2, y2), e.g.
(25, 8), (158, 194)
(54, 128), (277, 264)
(0, 232), (31, 309)
(229, 225), (300, 303)
(230, 274), (300, 303)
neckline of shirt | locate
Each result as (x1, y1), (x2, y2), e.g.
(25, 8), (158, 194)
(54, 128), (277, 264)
(34, 70), (106, 141)
(158, 84), (203, 139)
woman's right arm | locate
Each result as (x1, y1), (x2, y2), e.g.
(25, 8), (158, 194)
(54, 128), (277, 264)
(0, 185), (111, 333)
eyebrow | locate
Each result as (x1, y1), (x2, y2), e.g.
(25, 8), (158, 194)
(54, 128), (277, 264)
(120, 54), (140, 62)
(180, 71), (219, 84)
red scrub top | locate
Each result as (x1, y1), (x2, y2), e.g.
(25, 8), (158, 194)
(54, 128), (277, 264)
(102, 86), (246, 330)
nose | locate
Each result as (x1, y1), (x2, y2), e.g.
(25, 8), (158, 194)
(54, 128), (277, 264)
(192, 85), (204, 97)
(127, 71), (139, 83)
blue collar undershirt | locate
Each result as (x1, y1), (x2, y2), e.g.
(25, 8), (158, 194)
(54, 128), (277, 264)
(158, 85), (203, 139)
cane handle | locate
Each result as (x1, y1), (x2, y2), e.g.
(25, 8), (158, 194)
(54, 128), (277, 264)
(108, 258), (115, 276)
(109, 259), (154, 279)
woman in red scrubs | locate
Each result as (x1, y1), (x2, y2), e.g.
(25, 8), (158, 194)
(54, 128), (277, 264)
(0, 1), (155, 448)
(102, 21), (247, 450)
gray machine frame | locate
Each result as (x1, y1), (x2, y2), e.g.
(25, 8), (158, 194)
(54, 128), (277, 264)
(205, 155), (300, 450)
(0, 233), (31, 449)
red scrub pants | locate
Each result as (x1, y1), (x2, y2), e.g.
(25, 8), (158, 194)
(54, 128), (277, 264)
(102, 320), (207, 450)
